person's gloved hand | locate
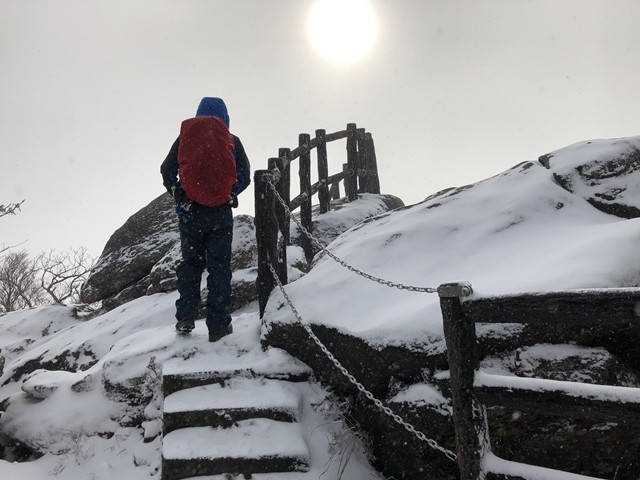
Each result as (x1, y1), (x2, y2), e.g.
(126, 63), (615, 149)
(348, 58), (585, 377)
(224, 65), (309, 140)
(229, 194), (239, 208)
(171, 186), (193, 213)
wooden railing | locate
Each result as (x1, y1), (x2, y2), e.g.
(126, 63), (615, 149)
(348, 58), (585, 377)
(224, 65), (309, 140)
(437, 283), (640, 480)
(254, 123), (380, 316)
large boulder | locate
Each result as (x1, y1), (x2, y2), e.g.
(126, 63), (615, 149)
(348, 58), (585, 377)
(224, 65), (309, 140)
(81, 194), (178, 304)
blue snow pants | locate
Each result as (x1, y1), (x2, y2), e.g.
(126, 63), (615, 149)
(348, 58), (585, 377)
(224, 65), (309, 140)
(175, 204), (233, 333)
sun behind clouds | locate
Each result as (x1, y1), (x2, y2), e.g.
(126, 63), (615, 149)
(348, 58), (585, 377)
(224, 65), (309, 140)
(307, 0), (378, 64)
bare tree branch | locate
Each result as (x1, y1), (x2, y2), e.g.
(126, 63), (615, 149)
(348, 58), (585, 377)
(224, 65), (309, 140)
(1, 200), (26, 255)
(0, 200), (25, 219)
(34, 247), (94, 305)
(0, 250), (44, 312)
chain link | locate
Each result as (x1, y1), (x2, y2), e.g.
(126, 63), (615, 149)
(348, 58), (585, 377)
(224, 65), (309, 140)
(267, 180), (437, 294)
(268, 264), (457, 462)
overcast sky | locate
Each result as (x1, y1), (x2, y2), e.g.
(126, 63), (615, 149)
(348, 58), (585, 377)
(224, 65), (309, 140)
(2, 0), (640, 259)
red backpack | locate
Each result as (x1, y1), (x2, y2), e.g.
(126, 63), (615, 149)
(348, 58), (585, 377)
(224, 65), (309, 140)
(178, 116), (237, 207)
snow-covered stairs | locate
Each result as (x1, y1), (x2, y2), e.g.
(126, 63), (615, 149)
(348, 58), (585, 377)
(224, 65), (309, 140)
(160, 349), (314, 480)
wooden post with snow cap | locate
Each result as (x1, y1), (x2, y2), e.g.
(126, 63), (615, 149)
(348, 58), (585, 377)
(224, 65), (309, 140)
(276, 148), (292, 247)
(357, 128), (367, 194)
(254, 168), (280, 318)
(363, 132), (380, 194)
(316, 129), (330, 213)
(438, 281), (490, 480)
(269, 148), (291, 283)
(346, 123), (359, 202)
(299, 133), (314, 264)
(342, 163), (351, 199)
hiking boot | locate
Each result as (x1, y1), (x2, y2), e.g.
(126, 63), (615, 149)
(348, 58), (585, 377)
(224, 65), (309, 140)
(175, 319), (195, 333)
(208, 324), (233, 342)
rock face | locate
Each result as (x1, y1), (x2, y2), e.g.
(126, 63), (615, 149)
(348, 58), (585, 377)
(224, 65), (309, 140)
(81, 193), (405, 313)
(81, 194), (178, 305)
(539, 137), (640, 218)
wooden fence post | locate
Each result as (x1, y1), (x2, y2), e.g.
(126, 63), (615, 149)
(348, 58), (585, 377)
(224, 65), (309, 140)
(277, 148), (292, 282)
(330, 181), (341, 200)
(299, 133), (313, 264)
(276, 148), (292, 246)
(346, 123), (358, 202)
(357, 128), (366, 194)
(342, 163), (351, 200)
(267, 157), (287, 286)
(438, 282), (490, 480)
(364, 132), (380, 194)
(316, 129), (330, 214)
(254, 169), (279, 317)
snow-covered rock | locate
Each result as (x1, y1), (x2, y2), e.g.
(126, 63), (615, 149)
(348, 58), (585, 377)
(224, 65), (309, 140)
(81, 193), (178, 305)
(540, 136), (640, 218)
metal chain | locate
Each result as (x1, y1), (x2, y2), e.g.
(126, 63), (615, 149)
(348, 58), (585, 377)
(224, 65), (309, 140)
(268, 264), (457, 462)
(267, 181), (437, 294)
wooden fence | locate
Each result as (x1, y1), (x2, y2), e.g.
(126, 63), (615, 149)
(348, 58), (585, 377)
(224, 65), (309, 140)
(437, 282), (640, 480)
(254, 123), (380, 316)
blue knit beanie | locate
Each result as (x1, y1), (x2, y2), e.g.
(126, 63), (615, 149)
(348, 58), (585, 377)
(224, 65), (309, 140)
(195, 97), (230, 127)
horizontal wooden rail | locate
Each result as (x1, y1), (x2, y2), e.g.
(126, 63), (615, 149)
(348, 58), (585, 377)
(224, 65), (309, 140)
(285, 129), (373, 161)
(474, 371), (640, 426)
(484, 453), (602, 480)
(463, 289), (640, 325)
(439, 282), (640, 480)
(290, 171), (349, 211)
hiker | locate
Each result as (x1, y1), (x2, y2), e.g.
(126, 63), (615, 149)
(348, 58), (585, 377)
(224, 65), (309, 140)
(160, 97), (251, 342)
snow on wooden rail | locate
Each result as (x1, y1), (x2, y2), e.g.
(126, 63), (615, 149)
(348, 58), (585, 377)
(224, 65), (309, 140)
(438, 282), (640, 480)
(462, 288), (640, 325)
(254, 123), (380, 317)
(474, 371), (640, 427)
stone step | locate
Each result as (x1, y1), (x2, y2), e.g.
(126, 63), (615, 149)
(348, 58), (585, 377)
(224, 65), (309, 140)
(181, 475), (306, 480)
(163, 378), (303, 434)
(162, 348), (313, 396)
(161, 419), (310, 480)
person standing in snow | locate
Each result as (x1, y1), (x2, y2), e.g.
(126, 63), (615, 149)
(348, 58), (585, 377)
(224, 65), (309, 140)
(160, 97), (251, 342)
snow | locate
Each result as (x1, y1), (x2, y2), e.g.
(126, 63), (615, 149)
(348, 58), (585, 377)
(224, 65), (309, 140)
(163, 379), (302, 414)
(2, 135), (640, 478)
(162, 420), (308, 460)
(475, 371), (640, 403)
(389, 383), (452, 417)
(389, 383), (449, 408)
(162, 343), (312, 380)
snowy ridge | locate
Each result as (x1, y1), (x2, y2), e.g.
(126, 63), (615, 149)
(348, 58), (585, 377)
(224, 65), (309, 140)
(265, 136), (640, 349)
